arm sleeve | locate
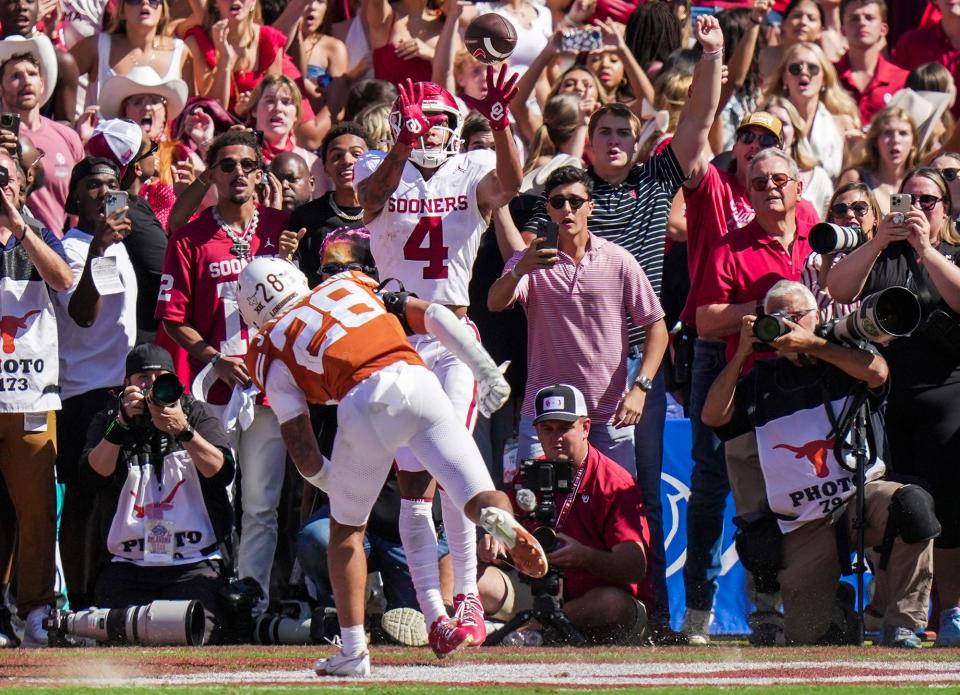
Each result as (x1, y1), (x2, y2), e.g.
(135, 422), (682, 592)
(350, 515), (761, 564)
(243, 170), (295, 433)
(264, 360), (310, 424)
(622, 253), (665, 327)
(648, 144), (687, 196)
(154, 230), (194, 323)
(602, 482), (651, 552)
(78, 408), (120, 491)
(695, 240), (738, 307)
(40, 228), (68, 262)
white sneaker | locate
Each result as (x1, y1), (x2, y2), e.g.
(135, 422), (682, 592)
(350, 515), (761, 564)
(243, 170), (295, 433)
(682, 608), (713, 646)
(478, 507), (548, 578)
(21, 606), (49, 648)
(381, 607), (428, 646)
(314, 649), (370, 677)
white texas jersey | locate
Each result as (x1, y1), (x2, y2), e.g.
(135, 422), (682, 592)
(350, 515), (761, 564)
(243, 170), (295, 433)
(355, 149), (496, 305)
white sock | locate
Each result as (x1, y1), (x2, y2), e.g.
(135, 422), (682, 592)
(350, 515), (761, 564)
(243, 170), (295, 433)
(399, 498), (447, 625)
(440, 488), (478, 597)
(340, 624), (366, 657)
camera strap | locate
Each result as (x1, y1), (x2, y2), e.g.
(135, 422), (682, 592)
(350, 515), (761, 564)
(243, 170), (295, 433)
(554, 459), (588, 532)
(903, 249), (934, 307)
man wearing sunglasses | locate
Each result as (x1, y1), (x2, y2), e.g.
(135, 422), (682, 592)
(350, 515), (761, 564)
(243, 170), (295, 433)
(696, 148), (814, 645)
(489, 165), (668, 499)
(157, 129), (290, 615)
(835, 0), (907, 124)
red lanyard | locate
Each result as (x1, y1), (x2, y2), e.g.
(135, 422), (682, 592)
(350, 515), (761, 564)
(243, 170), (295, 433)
(554, 457), (588, 532)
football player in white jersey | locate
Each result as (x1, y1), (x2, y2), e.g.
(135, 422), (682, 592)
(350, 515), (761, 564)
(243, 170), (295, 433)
(355, 68), (522, 656)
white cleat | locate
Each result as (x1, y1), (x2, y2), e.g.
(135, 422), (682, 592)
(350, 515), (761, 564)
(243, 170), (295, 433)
(382, 607), (429, 647)
(314, 649), (371, 677)
(479, 507), (548, 578)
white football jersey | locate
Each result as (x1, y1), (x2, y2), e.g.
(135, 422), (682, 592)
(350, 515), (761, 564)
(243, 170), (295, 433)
(355, 149), (496, 306)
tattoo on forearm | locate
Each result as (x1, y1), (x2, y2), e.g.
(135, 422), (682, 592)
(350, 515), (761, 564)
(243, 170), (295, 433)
(358, 153), (406, 211)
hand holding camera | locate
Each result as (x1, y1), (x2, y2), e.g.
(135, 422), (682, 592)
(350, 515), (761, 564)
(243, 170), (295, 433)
(544, 531), (583, 570)
(147, 397), (189, 436)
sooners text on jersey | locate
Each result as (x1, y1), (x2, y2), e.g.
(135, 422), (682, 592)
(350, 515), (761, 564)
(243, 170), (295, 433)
(246, 271), (424, 404)
(355, 149), (496, 306)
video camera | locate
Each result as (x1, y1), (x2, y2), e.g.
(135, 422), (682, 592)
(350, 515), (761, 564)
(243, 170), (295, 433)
(45, 600), (205, 646)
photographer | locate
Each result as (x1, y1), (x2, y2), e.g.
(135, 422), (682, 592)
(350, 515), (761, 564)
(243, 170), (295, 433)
(79, 344), (235, 643)
(701, 281), (935, 647)
(476, 384), (652, 645)
(828, 167), (960, 647)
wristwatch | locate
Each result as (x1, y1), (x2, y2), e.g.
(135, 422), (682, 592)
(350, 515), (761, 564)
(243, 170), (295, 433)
(634, 376), (654, 392)
(175, 423), (195, 444)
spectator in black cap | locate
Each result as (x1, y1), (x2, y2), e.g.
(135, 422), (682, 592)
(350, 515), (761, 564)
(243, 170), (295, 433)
(79, 344), (235, 643)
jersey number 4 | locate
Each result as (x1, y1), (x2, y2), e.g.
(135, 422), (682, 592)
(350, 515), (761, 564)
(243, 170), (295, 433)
(403, 216), (449, 279)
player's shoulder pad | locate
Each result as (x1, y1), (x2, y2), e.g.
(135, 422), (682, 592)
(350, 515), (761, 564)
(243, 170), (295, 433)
(459, 147), (497, 172)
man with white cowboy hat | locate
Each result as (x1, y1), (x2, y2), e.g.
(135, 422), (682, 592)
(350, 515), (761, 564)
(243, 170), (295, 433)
(0, 35), (83, 237)
(97, 66), (187, 148)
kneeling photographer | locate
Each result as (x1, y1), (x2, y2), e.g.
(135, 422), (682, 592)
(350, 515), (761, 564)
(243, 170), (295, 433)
(75, 344), (235, 644)
(702, 281), (936, 647)
(827, 167), (960, 647)
(477, 384), (652, 645)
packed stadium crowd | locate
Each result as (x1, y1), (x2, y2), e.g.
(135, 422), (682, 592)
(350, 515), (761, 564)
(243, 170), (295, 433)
(0, 0), (958, 675)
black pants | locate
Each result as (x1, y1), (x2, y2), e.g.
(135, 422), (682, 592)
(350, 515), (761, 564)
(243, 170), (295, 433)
(93, 559), (229, 644)
(56, 387), (119, 609)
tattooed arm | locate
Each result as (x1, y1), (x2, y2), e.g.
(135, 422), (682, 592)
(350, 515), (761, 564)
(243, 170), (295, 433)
(280, 413), (324, 479)
(358, 143), (411, 222)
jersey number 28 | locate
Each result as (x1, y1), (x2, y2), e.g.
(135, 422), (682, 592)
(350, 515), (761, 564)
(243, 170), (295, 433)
(403, 216), (449, 279)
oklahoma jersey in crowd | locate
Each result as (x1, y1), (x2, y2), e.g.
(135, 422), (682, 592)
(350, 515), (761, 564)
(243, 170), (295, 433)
(246, 271), (423, 417)
(155, 205), (287, 404)
(355, 149), (496, 305)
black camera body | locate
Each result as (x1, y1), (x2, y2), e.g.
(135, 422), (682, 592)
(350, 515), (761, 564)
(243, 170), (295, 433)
(753, 308), (791, 352)
(125, 373), (185, 429)
(517, 458), (573, 524)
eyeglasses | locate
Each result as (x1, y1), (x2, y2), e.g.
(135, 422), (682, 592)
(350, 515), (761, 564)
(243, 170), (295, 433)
(320, 262), (375, 276)
(126, 94), (167, 108)
(830, 201), (870, 219)
(787, 61), (821, 77)
(750, 173), (796, 192)
(216, 158), (259, 174)
(124, 0), (163, 7)
(937, 167), (959, 182)
(547, 195), (589, 210)
(785, 308), (816, 322)
(910, 194), (943, 211)
(737, 130), (780, 148)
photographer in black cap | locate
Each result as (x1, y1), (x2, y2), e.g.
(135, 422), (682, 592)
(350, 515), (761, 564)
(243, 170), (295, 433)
(78, 344), (235, 643)
(476, 384), (653, 645)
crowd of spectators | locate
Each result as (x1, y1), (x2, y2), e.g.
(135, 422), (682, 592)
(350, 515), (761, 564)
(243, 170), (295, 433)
(0, 0), (958, 653)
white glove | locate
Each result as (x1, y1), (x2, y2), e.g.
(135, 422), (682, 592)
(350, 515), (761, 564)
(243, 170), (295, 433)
(423, 303), (511, 417)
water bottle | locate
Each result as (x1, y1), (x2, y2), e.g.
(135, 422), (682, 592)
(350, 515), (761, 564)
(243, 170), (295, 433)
(501, 629), (526, 647)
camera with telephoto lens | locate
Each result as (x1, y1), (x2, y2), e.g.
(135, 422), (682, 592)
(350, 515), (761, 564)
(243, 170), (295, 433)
(514, 459), (573, 598)
(126, 373), (185, 429)
(809, 223), (867, 255)
(753, 308), (792, 352)
(44, 600), (205, 646)
(816, 286), (922, 346)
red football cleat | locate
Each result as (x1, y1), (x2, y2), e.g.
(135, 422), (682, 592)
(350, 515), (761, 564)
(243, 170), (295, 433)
(453, 593), (487, 647)
(428, 616), (473, 658)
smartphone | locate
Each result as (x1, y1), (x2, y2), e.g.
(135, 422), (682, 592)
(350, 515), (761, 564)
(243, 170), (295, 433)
(104, 191), (129, 219)
(560, 28), (602, 53)
(538, 220), (560, 250)
(0, 113), (19, 138)
(253, 129), (265, 148)
(890, 193), (910, 224)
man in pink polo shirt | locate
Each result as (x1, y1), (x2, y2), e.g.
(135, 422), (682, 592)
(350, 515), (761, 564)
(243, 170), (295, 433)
(835, 0), (908, 124)
(488, 166), (668, 479)
(696, 147), (814, 647)
(893, 0), (960, 119)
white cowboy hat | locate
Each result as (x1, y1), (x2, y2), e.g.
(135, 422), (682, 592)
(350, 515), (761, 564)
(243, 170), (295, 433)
(98, 65), (188, 122)
(0, 34), (58, 108)
(885, 87), (952, 152)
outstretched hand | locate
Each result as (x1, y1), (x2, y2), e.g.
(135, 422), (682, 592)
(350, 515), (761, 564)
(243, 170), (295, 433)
(461, 64), (519, 131)
(395, 79), (447, 149)
(694, 14), (724, 55)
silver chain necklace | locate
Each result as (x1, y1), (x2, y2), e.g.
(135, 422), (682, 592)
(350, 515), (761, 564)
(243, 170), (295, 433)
(213, 206), (259, 258)
(329, 194), (363, 222)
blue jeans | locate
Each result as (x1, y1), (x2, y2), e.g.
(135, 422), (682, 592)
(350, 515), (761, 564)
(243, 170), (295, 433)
(627, 352), (669, 624)
(683, 339), (730, 612)
(296, 505), (449, 610)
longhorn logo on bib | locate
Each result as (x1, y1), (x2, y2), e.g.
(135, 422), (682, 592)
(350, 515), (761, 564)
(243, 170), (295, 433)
(0, 309), (40, 353)
(773, 438), (835, 478)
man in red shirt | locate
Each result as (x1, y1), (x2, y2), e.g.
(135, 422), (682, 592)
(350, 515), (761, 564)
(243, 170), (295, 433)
(696, 147), (814, 646)
(156, 129), (289, 613)
(835, 0), (908, 124)
(893, 0), (960, 119)
(476, 384), (653, 645)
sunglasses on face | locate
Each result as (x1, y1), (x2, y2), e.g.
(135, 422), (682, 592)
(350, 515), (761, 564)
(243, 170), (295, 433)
(787, 61), (821, 77)
(124, 0), (163, 8)
(127, 94), (167, 108)
(937, 167), (959, 182)
(750, 173), (796, 192)
(547, 195), (589, 211)
(737, 130), (780, 148)
(830, 201), (870, 219)
(321, 262), (375, 276)
(785, 308), (816, 322)
(910, 193), (943, 211)
(216, 158), (258, 174)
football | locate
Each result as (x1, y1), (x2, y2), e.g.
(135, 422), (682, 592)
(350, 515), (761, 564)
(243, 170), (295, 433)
(464, 13), (518, 65)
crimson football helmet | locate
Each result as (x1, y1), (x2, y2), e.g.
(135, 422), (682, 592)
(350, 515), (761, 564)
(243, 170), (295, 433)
(389, 82), (464, 169)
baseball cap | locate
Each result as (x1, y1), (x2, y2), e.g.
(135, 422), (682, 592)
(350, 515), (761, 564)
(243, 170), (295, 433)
(65, 156), (121, 215)
(533, 384), (588, 425)
(736, 111), (784, 142)
(125, 344), (176, 378)
(86, 119), (143, 172)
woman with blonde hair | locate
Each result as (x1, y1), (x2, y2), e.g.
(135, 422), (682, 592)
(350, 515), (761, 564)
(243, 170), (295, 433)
(839, 106), (919, 213)
(764, 41), (859, 179)
(828, 167), (960, 647)
(355, 102), (393, 152)
(764, 95), (832, 215)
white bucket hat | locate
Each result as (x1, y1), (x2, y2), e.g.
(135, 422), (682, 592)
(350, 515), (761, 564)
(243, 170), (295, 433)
(0, 34), (58, 107)
(98, 65), (188, 122)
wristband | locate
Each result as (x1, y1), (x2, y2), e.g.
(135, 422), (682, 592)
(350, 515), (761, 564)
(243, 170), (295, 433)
(701, 47), (723, 61)
(209, 351), (223, 366)
(104, 418), (131, 446)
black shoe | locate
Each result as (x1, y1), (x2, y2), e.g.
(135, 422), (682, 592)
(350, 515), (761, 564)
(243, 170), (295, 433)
(748, 610), (786, 646)
(650, 622), (689, 646)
